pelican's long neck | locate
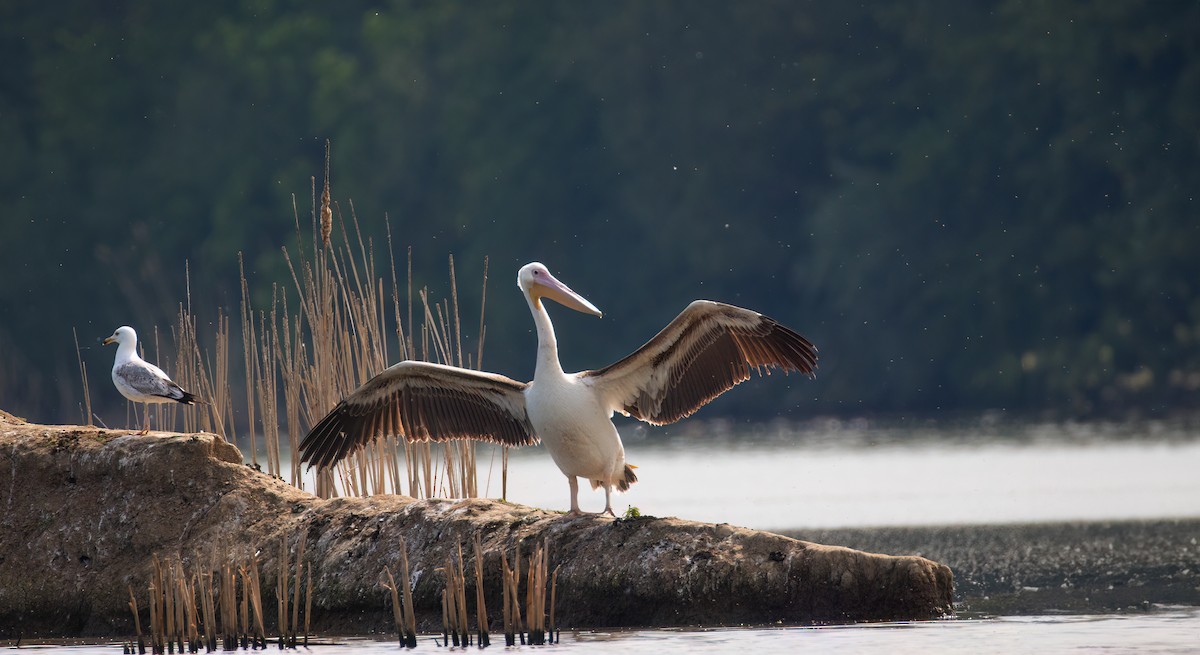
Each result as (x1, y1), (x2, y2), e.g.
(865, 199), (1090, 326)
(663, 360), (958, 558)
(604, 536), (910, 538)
(527, 296), (565, 378)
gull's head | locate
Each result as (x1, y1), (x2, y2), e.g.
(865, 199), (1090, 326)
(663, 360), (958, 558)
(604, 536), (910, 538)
(517, 262), (602, 317)
(102, 326), (137, 347)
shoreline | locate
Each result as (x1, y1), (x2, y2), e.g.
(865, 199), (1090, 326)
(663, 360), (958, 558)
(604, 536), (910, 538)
(786, 518), (1200, 616)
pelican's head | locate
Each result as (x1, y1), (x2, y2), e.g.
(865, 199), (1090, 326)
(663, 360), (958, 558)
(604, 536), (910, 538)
(517, 262), (602, 317)
(102, 325), (137, 347)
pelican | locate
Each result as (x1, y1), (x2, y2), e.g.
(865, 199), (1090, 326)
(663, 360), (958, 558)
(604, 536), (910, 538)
(300, 262), (817, 515)
(103, 325), (199, 434)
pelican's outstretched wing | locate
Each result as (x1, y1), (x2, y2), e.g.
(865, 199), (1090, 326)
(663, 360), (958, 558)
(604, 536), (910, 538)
(581, 300), (817, 425)
(300, 361), (536, 470)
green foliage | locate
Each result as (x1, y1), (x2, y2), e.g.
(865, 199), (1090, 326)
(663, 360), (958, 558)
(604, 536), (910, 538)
(1, 1), (1198, 421)
(623, 506), (642, 520)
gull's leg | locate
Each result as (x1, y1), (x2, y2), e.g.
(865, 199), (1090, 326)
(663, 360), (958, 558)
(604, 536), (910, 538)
(566, 476), (582, 516)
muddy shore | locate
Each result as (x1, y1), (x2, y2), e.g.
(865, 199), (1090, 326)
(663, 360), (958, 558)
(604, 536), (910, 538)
(0, 413), (953, 638)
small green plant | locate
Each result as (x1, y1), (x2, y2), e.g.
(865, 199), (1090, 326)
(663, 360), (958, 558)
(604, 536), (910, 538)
(622, 505), (641, 519)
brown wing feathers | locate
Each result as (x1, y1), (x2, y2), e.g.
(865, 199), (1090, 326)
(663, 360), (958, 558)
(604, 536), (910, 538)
(299, 364), (536, 470)
(595, 302), (817, 425)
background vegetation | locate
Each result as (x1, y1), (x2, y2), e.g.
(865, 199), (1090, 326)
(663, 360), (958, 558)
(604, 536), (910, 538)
(2, 1), (1197, 425)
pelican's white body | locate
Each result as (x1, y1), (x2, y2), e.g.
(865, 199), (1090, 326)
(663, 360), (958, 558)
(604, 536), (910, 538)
(525, 365), (627, 494)
(519, 263), (629, 513)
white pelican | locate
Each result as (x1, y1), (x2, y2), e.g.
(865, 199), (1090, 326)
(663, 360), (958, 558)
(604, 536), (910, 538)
(300, 262), (817, 515)
(103, 325), (199, 434)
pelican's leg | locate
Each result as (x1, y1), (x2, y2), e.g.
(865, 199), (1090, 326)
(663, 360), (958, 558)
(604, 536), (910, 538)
(566, 476), (582, 516)
(602, 485), (616, 517)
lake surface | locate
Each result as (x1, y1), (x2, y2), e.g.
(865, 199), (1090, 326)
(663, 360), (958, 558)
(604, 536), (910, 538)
(495, 418), (1200, 529)
(9, 607), (1200, 654)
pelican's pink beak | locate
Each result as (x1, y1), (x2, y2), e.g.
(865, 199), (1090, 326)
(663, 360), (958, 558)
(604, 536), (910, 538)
(532, 272), (602, 317)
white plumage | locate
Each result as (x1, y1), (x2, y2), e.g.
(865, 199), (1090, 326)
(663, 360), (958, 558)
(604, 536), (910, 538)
(103, 326), (197, 433)
(301, 262), (817, 515)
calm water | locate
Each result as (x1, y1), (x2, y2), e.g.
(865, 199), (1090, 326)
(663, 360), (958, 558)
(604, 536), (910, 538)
(9, 607), (1200, 654)
(496, 420), (1200, 529)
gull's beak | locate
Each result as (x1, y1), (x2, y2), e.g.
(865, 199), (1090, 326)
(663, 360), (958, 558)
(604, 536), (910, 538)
(532, 273), (602, 317)
(102, 336), (116, 346)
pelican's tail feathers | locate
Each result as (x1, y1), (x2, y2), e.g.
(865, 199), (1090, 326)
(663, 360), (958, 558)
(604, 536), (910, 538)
(617, 463), (638, 492)
(590, 463), (639, 492)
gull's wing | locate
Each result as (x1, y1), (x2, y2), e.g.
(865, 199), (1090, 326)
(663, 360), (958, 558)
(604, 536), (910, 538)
(299, 361), (536, 470)
(115, 361), (194, 403)
(581, 300), (817, 425)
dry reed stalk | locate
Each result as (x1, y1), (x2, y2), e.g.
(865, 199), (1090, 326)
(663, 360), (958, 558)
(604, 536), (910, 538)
(319, 140), (332, 248)
(472, 533), (490, 647)
(178, 267), (195, 435)
(162, 562), (177, 651)
(277, 536), (288, 647)
(395, 536), (417, 647)
(440, 589), (449, 648)
(421, 442), (434, 499)
(383, 566), (404, 641)
(176, 565), (196, 654)
(248, 556), (267, 648)
(154, 555), (169, 653)
(173, 306), (195, 436)
(73, 328), (94, 426)
(443, 561), (458, 646)
(501, 554), (512, 647)
(383, 434), (402, 495)
(182, 309), (231, 440)
(449, 255), (464, 368)
(195, 570), (211, 653)
(456, 544), (470, 647)
(129, 585), (145, 654)
(438, 546), (471, 648)
(237, 566), (249, 649)
(147, 581), (158, 654)
(276, 296), (304, 489)
(209, 312), (231, 445)
(501, 548), (525, 646)
(238, 254), (259, 470)
(441, 446), (457, 499)
(531, 541), (553, 645)
(145, 330), (161, 433)
(549, 564), (560, 644)
(219, 562), (237, 650)
(172, 562), (186, 652)
(289, 535), (306, 646)
(384, 220), (409, 364)
(257, 305), (281, 478)
(525, 544), (541, 645)
(303, 568), (312, 647)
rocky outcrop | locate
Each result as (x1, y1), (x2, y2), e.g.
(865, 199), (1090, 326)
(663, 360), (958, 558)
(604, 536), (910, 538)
(0, 413), (953, 637)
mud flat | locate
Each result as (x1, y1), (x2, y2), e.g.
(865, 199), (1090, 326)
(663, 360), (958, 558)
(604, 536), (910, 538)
(792, 520), (1200, 616)
(0, 411), (952, 637)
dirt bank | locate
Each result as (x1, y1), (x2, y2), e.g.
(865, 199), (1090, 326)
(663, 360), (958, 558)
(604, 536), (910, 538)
(0, 412), (953, 637)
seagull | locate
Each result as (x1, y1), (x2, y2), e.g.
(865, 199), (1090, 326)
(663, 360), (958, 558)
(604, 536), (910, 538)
(103, 325), (198, 434)
(300, 262), (817, 516)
